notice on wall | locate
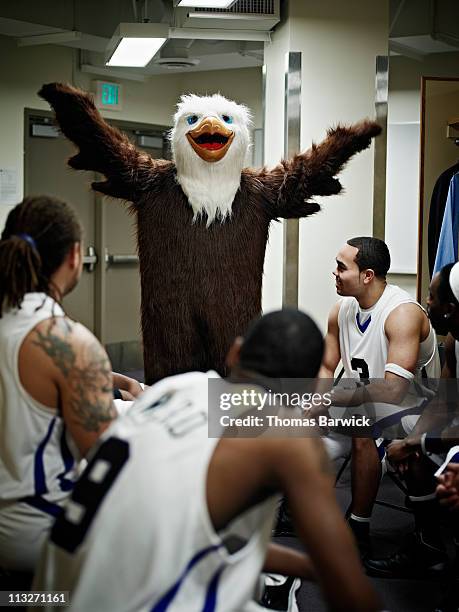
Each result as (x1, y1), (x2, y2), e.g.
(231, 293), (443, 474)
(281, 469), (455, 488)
(0, 168), (20, 205)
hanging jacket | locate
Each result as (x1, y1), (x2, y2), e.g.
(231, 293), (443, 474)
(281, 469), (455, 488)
(433, 173), (459, 276)
(428, 162), (459, 278)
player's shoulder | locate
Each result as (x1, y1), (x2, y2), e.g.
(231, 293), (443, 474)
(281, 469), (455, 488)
(383, 285), (424, 316)
(24, 316), (108, 372)
(219, 436), (328, 476)
(382, 285), (418, 309)
(387, 300), (425, 320)
(385, 300), (426, 336)
(31, 316), (99, 346)
(265, 436), (332, 484)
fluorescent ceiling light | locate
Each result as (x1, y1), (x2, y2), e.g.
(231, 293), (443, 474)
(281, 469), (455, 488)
(175, 0), (237, 8)
(107, 38), (166, 67)
(106, 23), (169, 67)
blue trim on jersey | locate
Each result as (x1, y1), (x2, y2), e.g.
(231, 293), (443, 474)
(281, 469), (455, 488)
(356, 312), (371, 333)
(151, 544), (223, 612)
(21, 494), (63, 518)
(447, 452), (459, 464)
(376, 439), (387, 461)
(57, 427), (75, 492)
(202, 566), (224, 612)
(34, 417), (56, 496)
(20, 417), (65, 519)
(144, 392), (174, 413)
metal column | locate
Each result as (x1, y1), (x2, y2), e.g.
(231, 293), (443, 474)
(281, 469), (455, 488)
(372, 55), (389, 240)
(283, 51), (302, 307)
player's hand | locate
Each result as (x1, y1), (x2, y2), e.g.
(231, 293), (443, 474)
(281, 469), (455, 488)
(112, 372), (144, 399)
(387, 439), (416, 466)
(119, 389), (136, 401)
(436, 464), (459, 511)
(126, 377), (144, 398)
(436, 481), (459, 510)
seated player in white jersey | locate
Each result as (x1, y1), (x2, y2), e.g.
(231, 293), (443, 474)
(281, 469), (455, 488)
(33, 309), (382, 612)
(316, 237), (439, 557)
(364, 262), (459, 587)
(0, 196), (119, 583)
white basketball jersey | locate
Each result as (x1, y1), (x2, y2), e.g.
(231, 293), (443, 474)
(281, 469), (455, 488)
(338, 284), (439, 380)
(34, 372), (277, 612)
(0, 293), (77, 508)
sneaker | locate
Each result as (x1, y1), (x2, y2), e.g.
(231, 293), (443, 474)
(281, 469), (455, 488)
(364, 532), (447, 579)
(260, 574), (301, 612)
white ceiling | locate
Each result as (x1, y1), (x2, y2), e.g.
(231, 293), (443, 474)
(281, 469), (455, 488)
(0, 0), (269, 77)
(1, 0), (459, 79)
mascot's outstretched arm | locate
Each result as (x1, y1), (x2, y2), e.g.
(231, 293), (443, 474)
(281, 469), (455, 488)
(260, 120), (382, 219)
(38, 83), (162, 201)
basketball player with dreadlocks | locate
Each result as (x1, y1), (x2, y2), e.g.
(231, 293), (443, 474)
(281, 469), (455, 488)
(0, 195), (119, 580)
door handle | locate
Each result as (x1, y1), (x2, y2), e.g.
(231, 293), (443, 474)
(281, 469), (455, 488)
(104, 249), (139, 268)
(83, 246), (98, 273)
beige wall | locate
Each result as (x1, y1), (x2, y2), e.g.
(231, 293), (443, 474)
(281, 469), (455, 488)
(179, 69), (263, 125)
(387, 273), (417, 298)
(389, 53), (459, 123)
(1, 35), (72, 230)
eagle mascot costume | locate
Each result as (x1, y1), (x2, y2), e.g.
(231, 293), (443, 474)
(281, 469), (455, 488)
(39, 83), (380, 384)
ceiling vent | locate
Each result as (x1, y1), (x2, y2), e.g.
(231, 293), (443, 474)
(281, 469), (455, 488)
(193, 0), (275, 13)
(175, 0), (280, 31)
(154, 45), (200, 69)
(155, 56), (200, 68)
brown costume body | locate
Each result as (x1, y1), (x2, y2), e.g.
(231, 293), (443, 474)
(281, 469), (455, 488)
(39, 83), (381, 384)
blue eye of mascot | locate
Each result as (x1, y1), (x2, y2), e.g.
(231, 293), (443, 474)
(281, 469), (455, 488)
(39, 83), (381, 384)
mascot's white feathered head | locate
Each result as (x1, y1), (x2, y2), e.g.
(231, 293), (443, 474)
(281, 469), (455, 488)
(170, 93), (252, 225)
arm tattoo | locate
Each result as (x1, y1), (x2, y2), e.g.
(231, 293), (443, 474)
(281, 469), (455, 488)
(33, 318), (75, 377)
(33, 318), (116, 432)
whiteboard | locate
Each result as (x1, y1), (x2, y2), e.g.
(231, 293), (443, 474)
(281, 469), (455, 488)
(385, 122), (420, 274)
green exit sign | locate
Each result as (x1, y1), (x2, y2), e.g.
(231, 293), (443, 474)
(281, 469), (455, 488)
(94, 81), (123, 111)
(102, 83), (118, 105)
